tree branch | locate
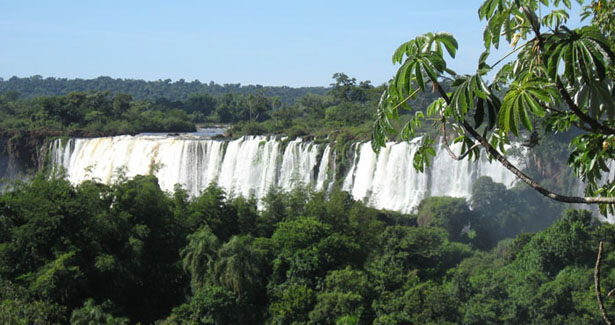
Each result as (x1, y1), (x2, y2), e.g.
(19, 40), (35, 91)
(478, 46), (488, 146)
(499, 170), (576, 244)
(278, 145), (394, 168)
(427, 74), (615, 204)
(596, 241), (612, 325)
(554, 77), (615, 135)
(462, 120), (615, 203)
(517, 5), (615, 136)
(441, 118), (480, 161)
(543, 105), (595, 132)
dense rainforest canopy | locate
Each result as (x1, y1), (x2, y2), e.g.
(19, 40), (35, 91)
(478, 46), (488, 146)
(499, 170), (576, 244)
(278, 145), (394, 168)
(0, 173), (611, 324)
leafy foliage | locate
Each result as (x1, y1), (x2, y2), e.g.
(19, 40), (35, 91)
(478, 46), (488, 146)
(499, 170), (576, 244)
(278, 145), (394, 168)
(373, 0), (615, 213)
(0, 172), (609, 323)
(0, 91), (196, 135)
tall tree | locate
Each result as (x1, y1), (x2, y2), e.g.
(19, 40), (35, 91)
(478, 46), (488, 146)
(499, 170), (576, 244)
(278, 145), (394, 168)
(213, 235), (266, 301)
(180, 226), (220, 291)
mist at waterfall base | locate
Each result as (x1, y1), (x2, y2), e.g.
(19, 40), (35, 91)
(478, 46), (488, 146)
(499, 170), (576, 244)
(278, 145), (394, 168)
(52, 134), (524, 215)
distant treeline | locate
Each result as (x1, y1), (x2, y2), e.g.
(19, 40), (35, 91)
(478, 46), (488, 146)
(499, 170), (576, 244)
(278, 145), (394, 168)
(0, 75), (328, 104)
(0, 73), (449, 140)
(0, 91), (196, 135)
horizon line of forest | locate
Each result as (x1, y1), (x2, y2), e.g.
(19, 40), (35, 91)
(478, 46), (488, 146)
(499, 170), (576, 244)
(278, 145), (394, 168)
(0, 73), (440, 137)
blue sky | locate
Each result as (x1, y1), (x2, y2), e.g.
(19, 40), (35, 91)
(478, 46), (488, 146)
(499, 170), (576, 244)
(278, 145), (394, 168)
(0, 1), (584, 87)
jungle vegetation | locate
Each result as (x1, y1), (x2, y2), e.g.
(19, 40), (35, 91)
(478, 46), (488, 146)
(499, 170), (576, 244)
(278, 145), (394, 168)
(1, 173), (610, 324)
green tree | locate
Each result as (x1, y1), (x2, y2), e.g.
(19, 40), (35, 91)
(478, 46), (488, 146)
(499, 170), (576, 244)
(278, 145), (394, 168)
(112, 93), (132, 118)
(213, 235), (266, 301)
(270, 217), (362, 283)
(372, 0), (615, 213)
(84, 175), (187, 323)
(188, 184), (238, 240)
(416, 196), (474, 243)
(0, 279), (66, 324)
(330, 73), (372, 103)
(168, 284), (240, 325)
(470, 176), (563, 248)
(70, 299), (128, 325)
(184, 93), (217, 116)
(181, 226), (220, 291)
(268, 281), (316, 324)
(308, 267), (374, 324)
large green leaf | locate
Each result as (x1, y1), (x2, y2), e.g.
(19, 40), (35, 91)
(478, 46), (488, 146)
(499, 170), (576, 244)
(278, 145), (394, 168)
(544, 27), (614, 84)
(413, 137), (436, 172)
(498, 78), (555, 136)
(435, 32), (458, 58)
(448, 74), (491, 121)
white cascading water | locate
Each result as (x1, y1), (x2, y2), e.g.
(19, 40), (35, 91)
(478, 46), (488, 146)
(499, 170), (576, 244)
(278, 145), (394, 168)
(52, 135), (523, 214)
(341, 140), (522, 212)
(52, 135), (331, 201)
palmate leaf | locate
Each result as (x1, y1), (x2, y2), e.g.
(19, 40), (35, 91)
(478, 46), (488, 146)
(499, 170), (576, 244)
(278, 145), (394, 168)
(498, 77), (555, 136)
(426, 98), (446, 117)
(478, 50), (491, 70)
(545, 26), (615, 84)
(479, 1), (588, 50)
(448, 74), (491, 121)
(394, 59), (416, 99)
(372, 113), (393, 153)
(436, 32), (458, 58)
(393, 54), (450, 95)
(413, 137), (436, 172)
(371, 122), (386, 153)
(393, 39), (419, 64)
(372, 89), (399, 152)
(568, 133), (613, 197)
(480, 0), (533, 49)
(391, 32), (457, 93)
(415, 62), (425, 91)
(420, 32), (458, 58)
(401, 111), (425, 141)
(581, 78), (615, 119)
(542, 9), (569, 28)
(474, 93), (501, 133)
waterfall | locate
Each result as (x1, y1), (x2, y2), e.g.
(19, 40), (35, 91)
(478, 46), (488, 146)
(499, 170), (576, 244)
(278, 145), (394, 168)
(52, 135), (523, 214)
(340, 140), (522, 212)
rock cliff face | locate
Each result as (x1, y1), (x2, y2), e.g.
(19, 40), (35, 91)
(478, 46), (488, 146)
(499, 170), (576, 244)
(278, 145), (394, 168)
(51, 135), (523, 213)
(0, 128), (130, 182)
(0, 130), (49, 180)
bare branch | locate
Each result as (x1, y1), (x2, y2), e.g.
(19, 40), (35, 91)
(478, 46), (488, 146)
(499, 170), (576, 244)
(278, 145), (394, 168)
(596, 241), (612, 325)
